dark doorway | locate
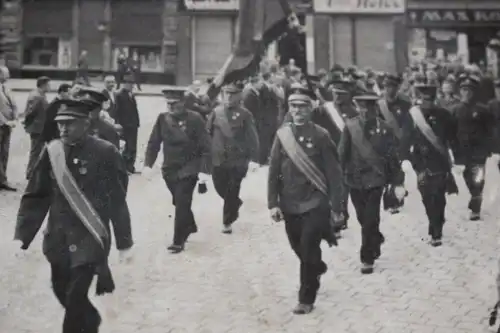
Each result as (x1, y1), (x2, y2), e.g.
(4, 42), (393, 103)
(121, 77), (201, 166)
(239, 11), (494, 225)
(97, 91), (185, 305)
(277, 14), (306, 72)
(467, 28), (496, 65)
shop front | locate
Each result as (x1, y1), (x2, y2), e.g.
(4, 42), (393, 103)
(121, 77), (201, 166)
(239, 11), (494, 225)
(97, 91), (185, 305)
(406, 0), (500, 75)
(22, 0), (74, 69)
(313, 0), (406, 73)
(110, 0), (164, 73)
(181, 0), (238, 82)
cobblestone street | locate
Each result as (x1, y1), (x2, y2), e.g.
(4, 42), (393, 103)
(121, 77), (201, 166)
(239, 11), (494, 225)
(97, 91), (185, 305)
(0, 92), (498, 333)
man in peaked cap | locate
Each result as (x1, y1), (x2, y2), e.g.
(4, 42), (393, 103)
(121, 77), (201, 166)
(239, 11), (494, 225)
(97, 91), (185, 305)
(338, 93), (403, 274)
(143, 87), (211, 253)
(378, 73), (412, 214)
(206, 81), (260, 234)
(114, 74), (140, 174)
(451, 73), (497, 221)
(74, 87), (122, 148)
(15, 98), (133, 333)
(405, 78), (458, 247)
(268, 88), (344, 315)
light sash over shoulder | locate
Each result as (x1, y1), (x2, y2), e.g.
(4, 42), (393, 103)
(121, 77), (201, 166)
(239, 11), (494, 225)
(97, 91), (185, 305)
(323, 102), (345, 131)
(47, 140), (109, 249)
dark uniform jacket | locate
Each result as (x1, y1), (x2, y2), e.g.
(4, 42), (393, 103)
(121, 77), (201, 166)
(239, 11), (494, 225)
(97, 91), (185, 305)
(91, 117), (121, 148)
(311, 102), (357, 145)
(451, 101), (496, 165)
(436, 96), (460, 114)
(379, 95), (413, 160)
(338, 116), (402, 189)
(207, 104), (260, 169)
(115, 88), (140, 128)
(267, 122), (344, 215)
(24, 90), (49, 135)
(14, 135), (133, 267)
(144, 110), (212, 179)
(408, 105), (457, 174)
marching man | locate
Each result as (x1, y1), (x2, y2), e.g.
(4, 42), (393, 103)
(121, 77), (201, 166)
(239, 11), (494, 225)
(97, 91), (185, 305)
(268, 86), (344, 315)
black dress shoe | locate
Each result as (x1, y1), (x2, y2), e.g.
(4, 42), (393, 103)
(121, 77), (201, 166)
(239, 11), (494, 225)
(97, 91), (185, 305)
(292, 303), (314, 315)
(0, 182), (17, 192)
(168, 244), (184, 254)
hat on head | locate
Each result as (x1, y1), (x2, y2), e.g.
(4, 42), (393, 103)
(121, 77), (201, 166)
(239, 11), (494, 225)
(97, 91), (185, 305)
(162, 87), (187, 104)
(74, 87), (109, 105)
(288, 92), (312, 105)
(36, 76), (50, 88)
(288, 82), (317, 100)
(353, 93), (379, 103)
(223, 81), (244, 93)
(328, 79), (351, 94)
(383, 74), (402, 87)
(53, 99), (95, 122)
(458, 73), (480, 89)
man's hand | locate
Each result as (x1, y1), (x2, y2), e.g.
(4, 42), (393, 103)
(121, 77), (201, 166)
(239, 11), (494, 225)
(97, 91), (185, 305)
(270, 207), (284, 222)
(198, 173), (211, 183)
(6, 120), (16, 128)
(118, 248), (133, 264)
(452, 164), (465, 175)
(14, 240), (27, 258)
(394, 186), (407, 201)
(331, 211), (344, 223)
(401, 160), (412, 173)
(248, 161), (260, 172)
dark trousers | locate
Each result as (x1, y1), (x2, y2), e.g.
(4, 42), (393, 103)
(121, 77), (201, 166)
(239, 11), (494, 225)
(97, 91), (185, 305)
(26, 133), (44, 179)
(122, 126), (138, 172)
(417, 172), (447, 240)
(163, 175), (198, 245)
(50, 263), (100, 333)
(212, 166), (247, 226)
(283, 205), (329, 305)
(0, 125), (11, 184)
(463, 163), (486, 214)
(350, 186), (385, 265)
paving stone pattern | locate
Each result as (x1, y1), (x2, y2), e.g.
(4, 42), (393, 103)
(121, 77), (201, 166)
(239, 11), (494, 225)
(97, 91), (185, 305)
(0, 92), (498, 333)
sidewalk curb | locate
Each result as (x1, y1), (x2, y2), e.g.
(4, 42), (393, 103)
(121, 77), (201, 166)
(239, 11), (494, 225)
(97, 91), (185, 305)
(11, 87), (165, 97)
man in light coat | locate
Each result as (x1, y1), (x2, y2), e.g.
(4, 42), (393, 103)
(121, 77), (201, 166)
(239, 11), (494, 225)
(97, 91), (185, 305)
(0, 66), (17, 191)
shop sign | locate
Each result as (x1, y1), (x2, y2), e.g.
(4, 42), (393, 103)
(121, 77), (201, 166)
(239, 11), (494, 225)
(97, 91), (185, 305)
(407, 9), (500, 26)
(183, 0), (238, 11)
(314, 0), (405, 14)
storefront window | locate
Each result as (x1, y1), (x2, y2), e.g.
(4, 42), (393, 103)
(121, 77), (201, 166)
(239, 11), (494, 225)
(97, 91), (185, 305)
(112, 45), (163, 72)
(23, 36), (59, 67)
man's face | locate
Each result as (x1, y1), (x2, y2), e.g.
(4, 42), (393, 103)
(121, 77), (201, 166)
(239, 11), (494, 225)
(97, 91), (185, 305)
(384, 84), (398, 99)
(224, 91), (242, 106)
(57, 118), (90, 145)
(59, 90), (71, 99)
(41, 82), (51, 93)
(105, 78), (116, 90)
(168, 101), (184, 116)
(288, 101), (311, 125)
(442, 82), (454, 96)
(459, 86), (474, 103)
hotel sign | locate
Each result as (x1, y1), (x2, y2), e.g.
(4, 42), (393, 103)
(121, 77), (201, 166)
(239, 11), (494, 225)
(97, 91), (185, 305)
(183, 0), (238, 11)
(314, 0), (405, 14)
(407, 9), (500, 26)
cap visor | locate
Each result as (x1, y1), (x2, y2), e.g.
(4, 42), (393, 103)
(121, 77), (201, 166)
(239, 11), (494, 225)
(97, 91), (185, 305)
(332, 88), (348, 94)
(55, 115), (79, 122)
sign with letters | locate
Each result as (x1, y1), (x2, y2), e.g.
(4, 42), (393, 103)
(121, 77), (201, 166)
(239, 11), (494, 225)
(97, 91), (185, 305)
(314, 0), (405, 14)
(184, 0), (238, 11)
(407, 9), (500, 27)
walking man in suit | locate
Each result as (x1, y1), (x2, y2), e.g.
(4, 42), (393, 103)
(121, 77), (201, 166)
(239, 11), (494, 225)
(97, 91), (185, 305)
(0, 66), (17, 191)
(24, 76), (51, 179)
(114, 74), (140, 174)
(101, 75), (117, 121)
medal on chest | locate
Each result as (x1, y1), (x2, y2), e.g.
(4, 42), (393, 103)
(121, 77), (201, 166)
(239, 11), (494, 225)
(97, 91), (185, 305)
(231, 112), (240, 120)
(178, 120), (187, 131)
(305, 137), (314, 149)
(77, 159), (88, 175)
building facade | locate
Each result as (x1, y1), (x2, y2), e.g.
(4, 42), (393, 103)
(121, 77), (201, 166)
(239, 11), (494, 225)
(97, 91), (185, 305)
(1, 0), (179, 84)
(406, 0), (500, 75)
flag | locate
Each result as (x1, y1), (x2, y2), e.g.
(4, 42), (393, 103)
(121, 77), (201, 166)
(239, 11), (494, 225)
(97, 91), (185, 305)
(203, 0), (297, 100)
